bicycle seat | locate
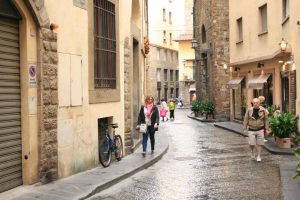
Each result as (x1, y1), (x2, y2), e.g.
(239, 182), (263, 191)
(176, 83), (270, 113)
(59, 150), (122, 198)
(111, 123), (118, 128)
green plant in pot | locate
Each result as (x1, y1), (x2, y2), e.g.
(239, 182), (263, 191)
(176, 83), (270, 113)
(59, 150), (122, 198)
(293, 135), (300, 180)
(191, 100), (203, 117)
(269, 112), (298, 148)
(203, 100), (215, 119)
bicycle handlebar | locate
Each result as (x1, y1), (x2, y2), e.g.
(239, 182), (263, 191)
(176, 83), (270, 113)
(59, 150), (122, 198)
(100, 123), (118, 129)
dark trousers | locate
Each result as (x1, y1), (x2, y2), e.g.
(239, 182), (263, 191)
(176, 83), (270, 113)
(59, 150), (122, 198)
(170, 110), (174, 119)
(142, 127), (155, 152)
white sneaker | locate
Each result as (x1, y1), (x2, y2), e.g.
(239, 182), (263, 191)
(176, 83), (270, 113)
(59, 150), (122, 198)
(256, 156), (261, 162)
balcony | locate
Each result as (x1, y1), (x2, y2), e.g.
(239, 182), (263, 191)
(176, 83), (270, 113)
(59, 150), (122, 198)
(157, 81), (161, 89)
(163, 81), (168, 88)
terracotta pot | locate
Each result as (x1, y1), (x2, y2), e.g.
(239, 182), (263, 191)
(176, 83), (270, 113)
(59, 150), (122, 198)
(207, 114), (213, 120)
(276, 137), (291, 149)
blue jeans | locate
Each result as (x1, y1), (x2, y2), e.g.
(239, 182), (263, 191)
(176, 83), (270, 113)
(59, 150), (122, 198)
(142, 127), (155, 152)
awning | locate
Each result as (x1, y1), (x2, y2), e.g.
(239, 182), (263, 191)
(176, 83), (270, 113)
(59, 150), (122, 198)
(226, 77), (244, 89)
(189, 88), (196, 92)
(248, 74), (271, 89)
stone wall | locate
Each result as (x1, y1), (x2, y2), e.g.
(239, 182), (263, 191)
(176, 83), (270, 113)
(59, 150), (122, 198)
(38, 27), (58, 183)
(124, 37), (133, 155)
(194, 0), (230, 120)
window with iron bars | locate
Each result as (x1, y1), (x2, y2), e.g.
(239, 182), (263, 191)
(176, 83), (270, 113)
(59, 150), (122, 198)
(94, 0), (116, 89)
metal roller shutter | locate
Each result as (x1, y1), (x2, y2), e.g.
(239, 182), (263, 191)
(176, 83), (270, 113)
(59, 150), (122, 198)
(0, 17), (22, 193)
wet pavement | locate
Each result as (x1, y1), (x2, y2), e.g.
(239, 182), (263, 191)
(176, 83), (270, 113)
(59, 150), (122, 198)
(88, 109), (297, 200)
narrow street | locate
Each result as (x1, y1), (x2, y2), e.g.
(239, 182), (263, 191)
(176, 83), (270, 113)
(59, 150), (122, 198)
(89, 109), (296, 200)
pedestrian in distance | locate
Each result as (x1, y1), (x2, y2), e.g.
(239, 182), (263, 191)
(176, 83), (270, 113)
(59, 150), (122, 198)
(160, 98), (169, 122)
(137, 95), (159, 157)
(243, 98), (269, 162)
(168, 99), (175, 120)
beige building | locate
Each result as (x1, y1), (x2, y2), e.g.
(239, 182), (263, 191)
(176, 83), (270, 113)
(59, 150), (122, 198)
(147, 0), (182, 103)
(175, 33), (195, 104)
(0, 0), (148, 193)
(174, 0), (195, 104)
(229, 0), (299, 121)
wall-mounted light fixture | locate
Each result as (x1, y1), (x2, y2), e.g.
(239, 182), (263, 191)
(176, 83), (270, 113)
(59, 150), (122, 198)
(257, 63), (264, 69)
(50, 23), (59, 31)
(279, 38), (288, 52)
(223, 63), (228, 74)
(191, 38), (198, 49)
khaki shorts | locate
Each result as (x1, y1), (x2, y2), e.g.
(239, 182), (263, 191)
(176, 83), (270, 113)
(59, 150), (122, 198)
(248, 129), (265, 146)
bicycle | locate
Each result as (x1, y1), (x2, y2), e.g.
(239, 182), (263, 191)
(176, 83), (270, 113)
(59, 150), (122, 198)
(99, 123), (123, 167)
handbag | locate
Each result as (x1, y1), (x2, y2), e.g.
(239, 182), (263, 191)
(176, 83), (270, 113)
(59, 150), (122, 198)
(139, 123), (147, 133)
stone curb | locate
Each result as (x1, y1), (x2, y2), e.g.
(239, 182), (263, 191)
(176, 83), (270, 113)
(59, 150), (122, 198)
(188, 113), (295, 155)
(81, 142), (169, 199)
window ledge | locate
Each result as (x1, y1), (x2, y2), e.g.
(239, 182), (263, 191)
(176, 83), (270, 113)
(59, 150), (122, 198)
(282, 16), (289, 26)
(258, 31), (268, 37)
(236, 40), (243, 45)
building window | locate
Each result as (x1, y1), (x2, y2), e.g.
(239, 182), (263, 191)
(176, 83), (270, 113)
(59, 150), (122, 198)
(156, 48), (160, 60)
(169, 12), (172, 24)
(237, 17), (243, 42)
(201, 25), (206, 43)
(259, 4), (268, 33)
(164, 69), (168, 81)
(282, 0), (289, 21)
(175, 70), (179, 81)
(94, 0), (116, 88)
(170, 70), (174, 81)
(163, 8), (166, 21)
(157, 68), (161, 82)
(169, 33), (172, 45)
(163, 30), (167, 43)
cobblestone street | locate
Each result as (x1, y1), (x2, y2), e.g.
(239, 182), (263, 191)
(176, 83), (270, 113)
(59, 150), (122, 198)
(89, 109), (297, 200)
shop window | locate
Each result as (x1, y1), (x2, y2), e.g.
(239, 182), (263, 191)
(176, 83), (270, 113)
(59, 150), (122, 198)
(281, 71), (296, 113)
(233, 78), (246, 120)
(253, 74), (273, 106)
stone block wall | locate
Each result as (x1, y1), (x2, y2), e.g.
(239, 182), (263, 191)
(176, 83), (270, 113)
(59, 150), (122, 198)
(38, 27), (58, 183)
(194, 0), (230, 120)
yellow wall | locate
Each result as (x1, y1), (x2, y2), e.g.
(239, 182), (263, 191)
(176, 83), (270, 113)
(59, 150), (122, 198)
(229, 0), (300, 120)
(178, 40), (195, 81)
(44, 0), (146, 178)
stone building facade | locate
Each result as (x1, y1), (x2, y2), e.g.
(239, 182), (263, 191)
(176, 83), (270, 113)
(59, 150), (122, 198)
(0, 0), (148, 193)
(147, 44), (179, 104)
(193, 0), (230, 120)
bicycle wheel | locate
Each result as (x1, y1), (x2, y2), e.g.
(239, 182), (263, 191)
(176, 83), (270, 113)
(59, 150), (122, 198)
(114, 135), (123, 161)
(99, 138), (112, 167)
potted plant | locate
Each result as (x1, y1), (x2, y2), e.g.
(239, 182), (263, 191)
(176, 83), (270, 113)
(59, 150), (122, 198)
(203, 100), (215, 120)
(269, 112), (298, 148)
(293, 135), (300, 180)
(191, 100), (202, 117)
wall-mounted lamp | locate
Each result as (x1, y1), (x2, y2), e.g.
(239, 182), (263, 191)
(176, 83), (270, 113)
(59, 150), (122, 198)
(279, 38), (288, 52)
(50, 23), (59, 31)
(223, 63), (228, 74)
(234, 67), (240, 71)
(257, 63), (264, 69)
(191, 38), (198, 49)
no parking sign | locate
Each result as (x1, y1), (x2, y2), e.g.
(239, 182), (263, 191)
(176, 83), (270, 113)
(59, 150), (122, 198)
(28, 63), (37, 88)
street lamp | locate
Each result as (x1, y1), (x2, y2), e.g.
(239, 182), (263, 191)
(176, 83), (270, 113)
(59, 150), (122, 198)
(191, 38), (198, 49)
(279, 38), (288, 52)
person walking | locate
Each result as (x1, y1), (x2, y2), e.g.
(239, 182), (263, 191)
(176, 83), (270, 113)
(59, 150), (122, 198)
(137, 95), (159, 157)
(160, 98), (169, 121)
(169, 99), (175, 120)
(258, 95), (269, 142)
(243, 98), (269, 162)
